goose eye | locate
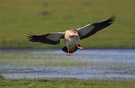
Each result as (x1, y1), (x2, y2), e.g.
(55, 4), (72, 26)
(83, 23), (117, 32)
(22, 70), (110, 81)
(73, 31), (77, 34)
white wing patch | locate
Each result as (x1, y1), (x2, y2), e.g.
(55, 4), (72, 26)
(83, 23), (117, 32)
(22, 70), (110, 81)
(46, 32), (64, 41)
(76, 24), (95, 37)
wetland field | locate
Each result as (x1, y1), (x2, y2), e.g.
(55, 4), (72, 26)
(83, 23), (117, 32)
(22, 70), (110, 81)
(1, 49), (135, 80)
(0, 0), (135, 88)
(0, 49), (135, 88)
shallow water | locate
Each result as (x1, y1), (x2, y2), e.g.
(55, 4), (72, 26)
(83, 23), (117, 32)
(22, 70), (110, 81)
(0, 49), (135, 80)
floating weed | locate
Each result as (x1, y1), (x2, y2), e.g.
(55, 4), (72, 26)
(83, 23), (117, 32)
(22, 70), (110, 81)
(0, 51), (92, 67)
(11, 58), (91, 67)
(1, 50), (135, 68)
(0, 59), (8, 64)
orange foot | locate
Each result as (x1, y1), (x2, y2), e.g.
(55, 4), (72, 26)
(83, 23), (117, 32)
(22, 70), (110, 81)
(77, 46), (84, 50)
(67, 53), (71, 56)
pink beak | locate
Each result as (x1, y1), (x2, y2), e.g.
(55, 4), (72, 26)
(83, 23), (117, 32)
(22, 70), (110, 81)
(73, 31), (79, 36)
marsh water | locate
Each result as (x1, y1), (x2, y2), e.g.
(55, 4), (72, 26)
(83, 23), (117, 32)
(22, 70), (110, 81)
(0, 49), (135, 80)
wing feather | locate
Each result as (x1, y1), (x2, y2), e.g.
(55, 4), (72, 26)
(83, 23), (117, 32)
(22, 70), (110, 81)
(76, 16), (116, 40)
(28, 32), (64, 45)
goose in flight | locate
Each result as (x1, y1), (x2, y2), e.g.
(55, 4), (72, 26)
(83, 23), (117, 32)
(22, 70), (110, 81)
(28, 16), (115, 56)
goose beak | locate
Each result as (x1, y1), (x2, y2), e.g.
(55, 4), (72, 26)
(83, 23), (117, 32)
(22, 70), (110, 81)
(73, 31), (79, 36)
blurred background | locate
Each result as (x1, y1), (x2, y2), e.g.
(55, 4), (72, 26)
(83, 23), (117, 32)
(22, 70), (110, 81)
(0, 0), (135, 49)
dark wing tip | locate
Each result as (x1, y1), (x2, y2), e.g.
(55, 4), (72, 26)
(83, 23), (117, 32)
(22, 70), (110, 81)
(27, 34), (37, 42)
(27, 34), (32, 41)
(110, 15), (116, 23)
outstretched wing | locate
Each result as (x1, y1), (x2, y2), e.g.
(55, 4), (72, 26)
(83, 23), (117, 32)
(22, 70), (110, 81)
(28, 32), (64, 45)
(75, 16), (116, 40)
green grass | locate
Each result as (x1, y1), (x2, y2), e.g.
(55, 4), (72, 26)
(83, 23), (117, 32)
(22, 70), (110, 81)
(0, 78), (135, 88)
(0, 0), (135, 48)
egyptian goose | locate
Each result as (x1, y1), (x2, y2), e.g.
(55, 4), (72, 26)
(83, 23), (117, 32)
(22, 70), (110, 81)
(28, 16), (115, 56)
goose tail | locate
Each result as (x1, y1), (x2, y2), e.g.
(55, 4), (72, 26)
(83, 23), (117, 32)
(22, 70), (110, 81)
(61, 44), (81, 53)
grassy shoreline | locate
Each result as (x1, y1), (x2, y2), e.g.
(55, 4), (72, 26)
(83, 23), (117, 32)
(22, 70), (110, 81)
(0, 78), (135, 88)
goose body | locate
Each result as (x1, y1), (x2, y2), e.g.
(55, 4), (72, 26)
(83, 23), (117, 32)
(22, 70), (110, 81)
(28, 16), (115, 56)
(64, 30), (78, 48)
(63, 30), (83, 56)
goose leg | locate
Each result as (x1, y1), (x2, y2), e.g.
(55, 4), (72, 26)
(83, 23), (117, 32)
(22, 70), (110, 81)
(77, 45), (84, 50)
(67, 48), (71, 56)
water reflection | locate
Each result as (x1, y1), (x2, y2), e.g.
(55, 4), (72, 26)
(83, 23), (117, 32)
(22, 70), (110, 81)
(0, 49), (135, 80)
